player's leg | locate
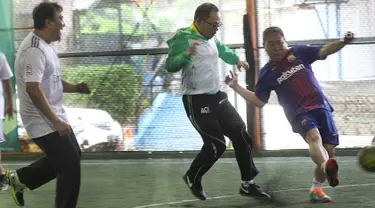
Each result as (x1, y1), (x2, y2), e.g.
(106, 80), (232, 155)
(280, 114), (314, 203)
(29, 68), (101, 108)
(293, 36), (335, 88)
(308, 110), (340, 203)
(54, 131), (82, 208)
(294, 111), (332, 203)
(7, 130), (81, 207)
(182, 94), (227, 201)
(324, 144), (336, 158)
(317, 109), (340, 185)
(304, 128), (335, 203)
(310, 142), (338, 195)
(305, 128), (329, 179)
(0, 150), (9, 191)
(216, 93), (269, 199)
(294, 112), (331, 176)
(0, 121), (8, 191)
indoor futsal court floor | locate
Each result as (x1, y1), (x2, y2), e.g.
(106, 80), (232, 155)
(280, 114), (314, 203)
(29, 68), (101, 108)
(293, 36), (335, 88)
(0, 156), (374, 207)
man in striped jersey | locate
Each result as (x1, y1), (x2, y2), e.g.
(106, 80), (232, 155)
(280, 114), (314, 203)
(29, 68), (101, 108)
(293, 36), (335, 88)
(7, 2), (90, 207)
(225, 26), (354, 203)
(166, 3), (270, 201)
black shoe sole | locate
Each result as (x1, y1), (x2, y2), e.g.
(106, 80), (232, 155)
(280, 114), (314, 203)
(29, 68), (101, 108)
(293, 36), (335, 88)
(239, 191), (271, 199)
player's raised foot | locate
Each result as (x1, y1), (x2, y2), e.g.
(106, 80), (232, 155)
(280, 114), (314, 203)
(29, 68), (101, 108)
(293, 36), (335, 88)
(6, 171), (25, 206)
(0, 172), (9, 191)
(325, 158), (339, 187)
(309, 188), (331, 203)
(183, 173), (207, 201)
(239, 182), (271, 199)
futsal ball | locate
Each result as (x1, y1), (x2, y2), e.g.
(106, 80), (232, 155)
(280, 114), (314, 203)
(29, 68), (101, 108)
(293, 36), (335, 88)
(358, 146), (375, 172)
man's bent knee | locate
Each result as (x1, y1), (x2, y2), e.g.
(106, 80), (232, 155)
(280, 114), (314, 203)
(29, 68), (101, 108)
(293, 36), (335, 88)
(202, 140), (226, 160)
(213, 142), (226, 159)
(227, 122), (253, 145)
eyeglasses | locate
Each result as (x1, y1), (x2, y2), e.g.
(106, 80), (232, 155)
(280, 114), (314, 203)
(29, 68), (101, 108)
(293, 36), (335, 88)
(205, 20), (222, 28)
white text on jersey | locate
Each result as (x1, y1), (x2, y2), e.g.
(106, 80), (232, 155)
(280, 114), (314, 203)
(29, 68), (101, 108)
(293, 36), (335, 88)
(277, 64), (305, 84)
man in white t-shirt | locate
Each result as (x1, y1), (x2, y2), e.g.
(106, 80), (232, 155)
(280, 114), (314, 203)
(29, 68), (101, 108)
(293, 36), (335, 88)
(0, 52), (14, 191)
(6, 2), (90, 207)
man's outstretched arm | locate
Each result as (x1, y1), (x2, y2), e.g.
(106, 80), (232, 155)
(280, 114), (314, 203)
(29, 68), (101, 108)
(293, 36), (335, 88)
(319, 31), (354, 57)
(232, 84), (266, 109)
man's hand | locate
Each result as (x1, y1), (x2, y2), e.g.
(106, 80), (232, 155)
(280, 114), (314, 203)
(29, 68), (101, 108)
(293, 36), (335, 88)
(343, 31), (354, 44)
(4, 106), (14, 120)
(225, 71), (239, 89)
(236, 60), (249, 72)
(53, 119), (71, 136)
(187, 43), (199, 58)
(76, 82), (91, 94)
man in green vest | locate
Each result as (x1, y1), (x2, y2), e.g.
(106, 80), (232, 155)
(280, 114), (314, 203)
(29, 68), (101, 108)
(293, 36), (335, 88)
(166, 2), (270, 201)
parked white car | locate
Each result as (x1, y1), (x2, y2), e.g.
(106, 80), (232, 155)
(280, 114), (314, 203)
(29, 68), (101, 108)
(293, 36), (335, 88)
(17, 105), (123, 150)
(65, 107), (123, 149)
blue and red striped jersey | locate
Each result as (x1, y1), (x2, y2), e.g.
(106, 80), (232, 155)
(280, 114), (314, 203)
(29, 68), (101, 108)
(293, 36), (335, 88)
(255, 45), (333, 124)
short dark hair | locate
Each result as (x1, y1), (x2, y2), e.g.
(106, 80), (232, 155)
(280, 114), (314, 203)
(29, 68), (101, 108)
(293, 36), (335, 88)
(33, 2), (63, 30)
(194, 3), (219, 21)
(263, 26), (285, 43)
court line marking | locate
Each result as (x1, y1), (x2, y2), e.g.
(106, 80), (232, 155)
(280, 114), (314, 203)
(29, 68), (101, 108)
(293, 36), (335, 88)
(131, 183), (375, 208)
(1, 159), (358, 166)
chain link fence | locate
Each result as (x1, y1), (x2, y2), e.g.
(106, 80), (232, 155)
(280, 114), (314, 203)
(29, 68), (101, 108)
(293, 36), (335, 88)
(12, 0), (247, 152)
(11, 0), (375, 152)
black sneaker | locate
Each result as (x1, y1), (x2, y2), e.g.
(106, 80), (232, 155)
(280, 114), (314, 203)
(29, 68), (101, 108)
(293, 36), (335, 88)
(183, 173), (207, 200)
(239, 183), (271, 199)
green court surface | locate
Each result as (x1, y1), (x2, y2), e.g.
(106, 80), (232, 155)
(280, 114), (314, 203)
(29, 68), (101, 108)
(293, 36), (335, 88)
(0, 156), (374, 208)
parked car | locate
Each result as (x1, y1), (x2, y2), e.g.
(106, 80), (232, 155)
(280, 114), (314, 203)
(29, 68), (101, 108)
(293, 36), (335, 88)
(65, 107), (123, 149)
(17, 104), (123, 151)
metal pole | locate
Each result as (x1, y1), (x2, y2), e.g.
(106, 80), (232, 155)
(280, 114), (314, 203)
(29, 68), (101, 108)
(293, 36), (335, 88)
(245, 0), (261, 151)
(336, 0), (343, 80)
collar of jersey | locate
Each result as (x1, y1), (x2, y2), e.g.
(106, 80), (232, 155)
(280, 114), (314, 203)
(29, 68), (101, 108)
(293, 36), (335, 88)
(181, 23), (209, 40)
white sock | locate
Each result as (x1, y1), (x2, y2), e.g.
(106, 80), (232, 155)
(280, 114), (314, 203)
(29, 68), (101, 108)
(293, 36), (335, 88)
(310, 178), (325, 191)
(242, 180), (254, 186)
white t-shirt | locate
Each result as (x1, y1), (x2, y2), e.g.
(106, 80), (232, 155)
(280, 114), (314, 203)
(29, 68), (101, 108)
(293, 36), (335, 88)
(15, 32), (69, 139)
(0, 53), (13, 120)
